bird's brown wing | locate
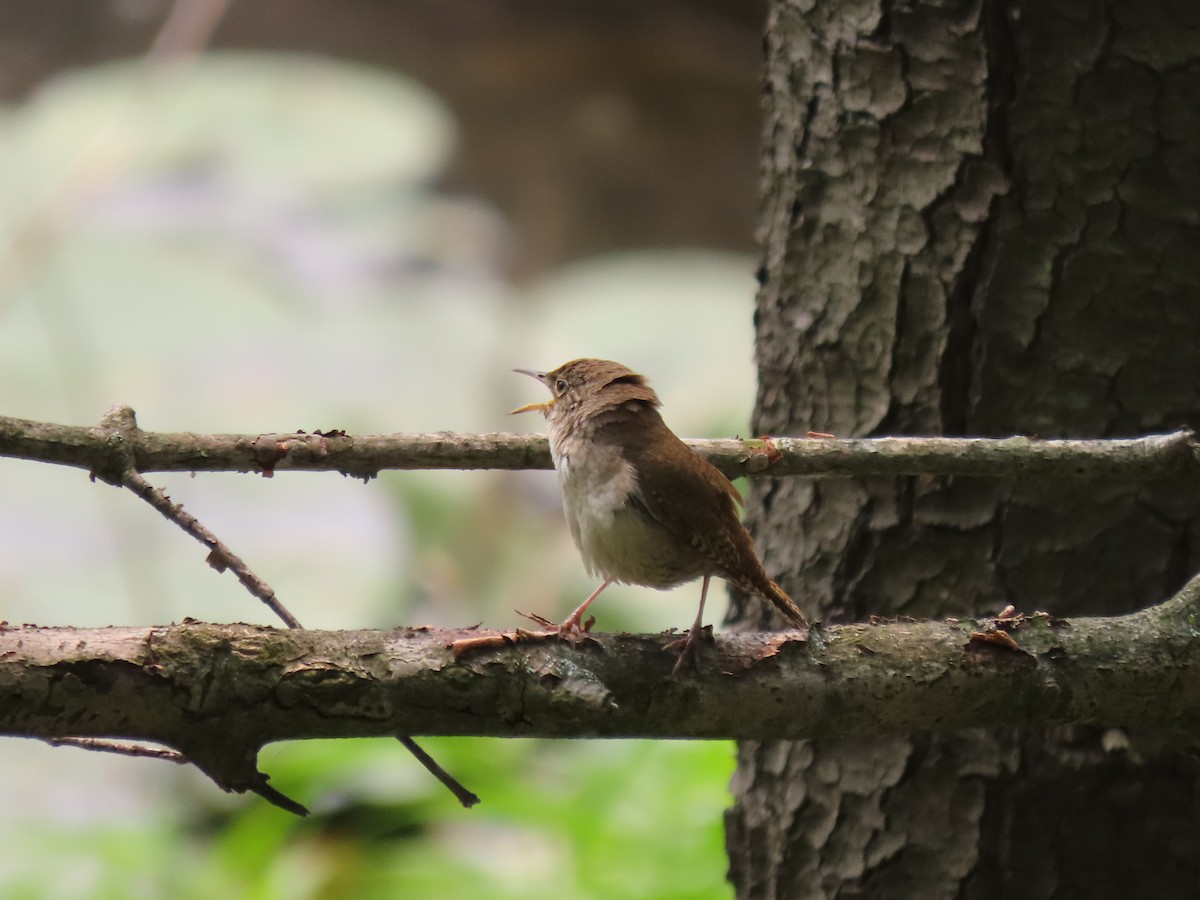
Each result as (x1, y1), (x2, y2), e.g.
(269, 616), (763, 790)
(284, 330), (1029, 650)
(601, 411), (807, 628)
(587, 403), (735, 518)
(620, 424), (745, 566)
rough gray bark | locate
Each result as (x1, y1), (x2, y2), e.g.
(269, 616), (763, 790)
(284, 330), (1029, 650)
(730, 1), (1200, 898)
(6, 591), (1200, 740)
(6, 580), (1200, 811)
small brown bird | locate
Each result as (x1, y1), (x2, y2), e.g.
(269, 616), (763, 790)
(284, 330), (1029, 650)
(513, 358), (807, 670)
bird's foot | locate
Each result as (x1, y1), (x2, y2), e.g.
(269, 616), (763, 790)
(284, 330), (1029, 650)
(516, 610), (596, 642)
(665, 623), (713, 676)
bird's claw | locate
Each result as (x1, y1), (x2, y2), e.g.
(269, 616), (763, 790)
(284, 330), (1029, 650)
(666, 624), (712, 676)
(517, 610), (557, 629)
(516, 610), (597, 642)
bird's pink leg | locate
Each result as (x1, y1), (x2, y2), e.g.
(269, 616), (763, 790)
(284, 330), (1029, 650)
(558, 580), (612, 636)
(670, 575), (711, 675)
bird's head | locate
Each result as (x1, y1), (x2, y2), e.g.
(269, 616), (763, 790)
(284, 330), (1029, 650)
(511, 358), (661, 424)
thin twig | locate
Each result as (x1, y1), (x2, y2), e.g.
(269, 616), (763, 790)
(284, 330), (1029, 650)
(449, 628), (560, 655)
(117, 466), (302, 629)
(396, 738), (480, 808)
(89, 404), (301, 627)
(44, 736), (185, 763)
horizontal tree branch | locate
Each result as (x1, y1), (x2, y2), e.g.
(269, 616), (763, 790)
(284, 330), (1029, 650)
(1, 409), (1196, 481)
(5, 574), (1200, 808)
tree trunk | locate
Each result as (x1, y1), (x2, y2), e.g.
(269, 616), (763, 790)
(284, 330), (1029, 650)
(728, 0), (1200, 897)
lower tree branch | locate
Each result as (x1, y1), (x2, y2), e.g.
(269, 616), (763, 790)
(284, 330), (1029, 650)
(6, 573), (1200, 809)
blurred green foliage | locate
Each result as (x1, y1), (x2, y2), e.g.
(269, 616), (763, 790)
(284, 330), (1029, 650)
(4, 738), (735, 900)
(0, 52), (756, 899)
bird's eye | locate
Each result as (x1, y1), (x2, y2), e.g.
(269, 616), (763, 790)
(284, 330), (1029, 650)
(554, 378), (569, 394)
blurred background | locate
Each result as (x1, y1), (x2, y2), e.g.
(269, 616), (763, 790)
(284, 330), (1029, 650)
(0, 2), (764, 897)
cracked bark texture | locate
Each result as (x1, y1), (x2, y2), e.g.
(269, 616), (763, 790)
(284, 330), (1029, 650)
(729, 1), (1200, 898)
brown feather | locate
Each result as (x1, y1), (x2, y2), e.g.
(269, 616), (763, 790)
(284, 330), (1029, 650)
(598, 402), (807, 628)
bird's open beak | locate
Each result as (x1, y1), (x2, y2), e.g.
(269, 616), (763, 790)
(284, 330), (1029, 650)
(510, 401), (548, 415)
(511, 368), (550, 415)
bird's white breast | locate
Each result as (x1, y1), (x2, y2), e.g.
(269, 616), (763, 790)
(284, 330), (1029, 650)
(550, 432), (707, 587)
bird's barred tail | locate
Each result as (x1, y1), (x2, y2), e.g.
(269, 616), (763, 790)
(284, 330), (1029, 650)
(752, 574), (808, 629)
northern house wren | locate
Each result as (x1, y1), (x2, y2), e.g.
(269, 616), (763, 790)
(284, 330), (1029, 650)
(513, 358), (808, 669)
